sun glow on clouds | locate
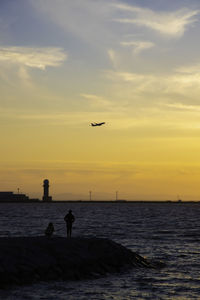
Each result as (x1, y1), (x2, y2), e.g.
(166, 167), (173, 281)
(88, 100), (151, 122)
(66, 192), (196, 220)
(165, 103), (200, 112)
(1, 0), (200, 200)
(114, 4), (199, 37)
(120, 40), (154, 54)
(105, 69), (200, 93)
(0, 47), (67, 70)
(81, 93), (115, 110)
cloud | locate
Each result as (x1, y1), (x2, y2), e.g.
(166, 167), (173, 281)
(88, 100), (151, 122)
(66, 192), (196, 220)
(18, 66), (33, 87)
(176, 64), (200, 74)
(164, 103), (200, 112)
(30, 0), (114, 47)
(173, 64), (200, 89)
(114, 4), (199, 37)
(103, 67), (200, 117)
(0, 47), (67, 70)
(81, 93), (112, 108)
(107, 49), (119, 68)
(105, 70), (152, 83)
(81, 93), (128, 112)
(120, 40), (154, 54)
(105, 69), (200, 91)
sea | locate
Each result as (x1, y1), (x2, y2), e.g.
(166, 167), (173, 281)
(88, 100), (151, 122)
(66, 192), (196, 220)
(0, 202), (200, 300)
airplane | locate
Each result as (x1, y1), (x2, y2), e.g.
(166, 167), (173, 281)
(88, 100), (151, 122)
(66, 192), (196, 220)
(91, 122), (105, 127)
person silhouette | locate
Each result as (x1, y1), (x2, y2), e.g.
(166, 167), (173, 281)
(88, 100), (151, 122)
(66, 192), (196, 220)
(64, 210), (75, 238)
(45, 222), (54, 238)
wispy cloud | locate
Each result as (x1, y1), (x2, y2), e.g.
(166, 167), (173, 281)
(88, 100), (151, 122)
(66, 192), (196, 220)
(0, 47), (67, 69)
(176, 64), (200, 74)
(104, 67), (200, 113)
(120, 40), (154, 54)
(165, 103), (200, 112)
(30, 0), (114, 46)
(81, 93), (128, 113)
(114, 4), (199, 37)
(81, 93), (110, 111)
(18, 66), (33, 87)
(105, 68), (200, 89)
(81, 93), (111, 107)
(107, 49), (119, 68)
(105, 70), (151, 83)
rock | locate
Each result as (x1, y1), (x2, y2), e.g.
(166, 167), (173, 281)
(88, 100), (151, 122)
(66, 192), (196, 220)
(0, 236), (153, 288)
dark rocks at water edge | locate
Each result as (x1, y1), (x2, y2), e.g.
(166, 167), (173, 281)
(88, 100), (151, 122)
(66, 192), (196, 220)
(0, 236), (152, 287)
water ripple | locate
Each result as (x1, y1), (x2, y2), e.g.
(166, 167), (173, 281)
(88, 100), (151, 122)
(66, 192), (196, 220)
(0, 202), (200, 299)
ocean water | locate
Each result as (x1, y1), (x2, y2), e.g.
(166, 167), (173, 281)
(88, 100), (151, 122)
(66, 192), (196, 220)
(1, 202), (200, 299)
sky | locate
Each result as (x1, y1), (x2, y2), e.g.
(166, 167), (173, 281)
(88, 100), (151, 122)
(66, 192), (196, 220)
(1, 0), (200, 200)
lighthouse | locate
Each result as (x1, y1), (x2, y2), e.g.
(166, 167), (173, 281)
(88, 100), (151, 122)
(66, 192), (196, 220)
(42, 179), (52, 202)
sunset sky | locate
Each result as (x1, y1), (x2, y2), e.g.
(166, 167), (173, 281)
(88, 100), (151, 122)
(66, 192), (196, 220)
(1, 0), (200, 200)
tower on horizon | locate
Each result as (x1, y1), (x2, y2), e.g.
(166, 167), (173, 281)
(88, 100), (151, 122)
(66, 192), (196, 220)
(42, 179), (52, 202)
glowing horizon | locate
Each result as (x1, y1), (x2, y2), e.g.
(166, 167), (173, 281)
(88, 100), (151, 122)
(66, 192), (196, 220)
(1, 0), (200, 200)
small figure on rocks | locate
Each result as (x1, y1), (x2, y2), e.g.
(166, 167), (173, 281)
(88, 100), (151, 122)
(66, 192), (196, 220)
(64, 210), (75, 238)
(45, 222), (54, 238)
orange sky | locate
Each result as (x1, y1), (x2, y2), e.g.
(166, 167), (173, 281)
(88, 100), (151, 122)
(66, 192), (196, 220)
(1, 0), (200, 200)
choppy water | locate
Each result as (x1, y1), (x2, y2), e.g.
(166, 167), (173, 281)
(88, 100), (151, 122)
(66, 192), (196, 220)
(1, 202), (200, 299)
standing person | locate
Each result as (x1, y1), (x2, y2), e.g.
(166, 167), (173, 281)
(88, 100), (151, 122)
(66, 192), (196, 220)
(64, 210), (75, 238)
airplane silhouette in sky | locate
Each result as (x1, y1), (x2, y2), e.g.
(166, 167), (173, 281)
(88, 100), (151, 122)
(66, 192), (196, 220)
(91, 122), (105, 127)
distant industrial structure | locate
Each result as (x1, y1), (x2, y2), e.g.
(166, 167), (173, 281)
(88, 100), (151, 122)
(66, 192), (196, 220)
(42, 179), (52, 202)
(0, 192), (39, 202)
(0, 178), (53, 202)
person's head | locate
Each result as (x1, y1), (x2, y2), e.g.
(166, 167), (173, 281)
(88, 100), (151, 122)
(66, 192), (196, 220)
(49, 222), (53, 226)
(69, 209), (72, 213)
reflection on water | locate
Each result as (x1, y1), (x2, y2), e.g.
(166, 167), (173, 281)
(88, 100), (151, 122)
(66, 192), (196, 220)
(1, 202), (200, 299)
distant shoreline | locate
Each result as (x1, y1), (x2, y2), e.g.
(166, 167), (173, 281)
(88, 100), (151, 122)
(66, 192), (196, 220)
(0, 200), (200, 203)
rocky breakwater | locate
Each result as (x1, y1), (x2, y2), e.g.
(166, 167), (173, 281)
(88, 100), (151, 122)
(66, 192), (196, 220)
(0, 236), (152, 287)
